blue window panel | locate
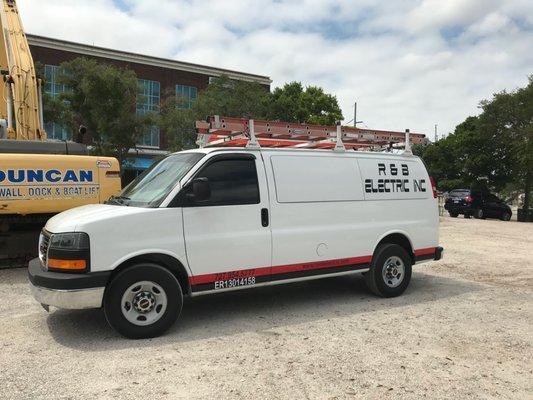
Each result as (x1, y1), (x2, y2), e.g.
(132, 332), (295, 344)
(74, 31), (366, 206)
(175, 84), (197, 109)
(43, 65), (71, 141)
(137, 79), (160, 147)
(45, 122), (70, 141)
(137, 78), (160, 114)
(137, 126), (160, 148)
(44, 65), (69, 97)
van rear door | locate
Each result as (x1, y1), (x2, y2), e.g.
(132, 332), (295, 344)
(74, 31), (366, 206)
(183, 153), (272, 292)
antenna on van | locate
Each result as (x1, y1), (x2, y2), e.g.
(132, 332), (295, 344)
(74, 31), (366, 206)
(404, 129), (412, 155)
(333, 122), (346, 152)
(246, 119), (260, 149)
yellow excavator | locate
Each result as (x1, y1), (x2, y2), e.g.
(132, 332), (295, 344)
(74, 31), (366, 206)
(0, 0), (121, 264)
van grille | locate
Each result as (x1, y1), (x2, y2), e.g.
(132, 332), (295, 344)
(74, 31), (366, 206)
(39, 230), (51, 266)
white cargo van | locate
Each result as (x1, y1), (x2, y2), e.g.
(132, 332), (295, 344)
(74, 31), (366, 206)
(29, 146), (442, 338)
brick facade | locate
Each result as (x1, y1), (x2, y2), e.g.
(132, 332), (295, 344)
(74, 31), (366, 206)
(28, 35), (271, 151)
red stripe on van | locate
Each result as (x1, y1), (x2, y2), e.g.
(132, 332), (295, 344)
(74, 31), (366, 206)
(189, 255), (372, 285)
(414, 247), (436, 256)
(272, 255), (372, 275)
(189, 248), (436, 286)
(189, 265), (271, 285)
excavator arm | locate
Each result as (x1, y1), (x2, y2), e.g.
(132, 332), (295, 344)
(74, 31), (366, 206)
(0, 0), (45, 140)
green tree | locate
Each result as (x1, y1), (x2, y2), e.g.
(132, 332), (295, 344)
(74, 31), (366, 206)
(415, 135), (466, 192)
(449, 115), (507, 190)
(54, 58), (153, 162)
(419, 77), (532, 211)
(193, 75), (271, 119)
(268, 82), (343, 125)
(158, 92), (197, 151)
(159, 75), (271, 151)
(41, 92), (70, 129)
(35, 62), (69, 131)
(159, 76), (344, 150)
(477, 76), (533, 210)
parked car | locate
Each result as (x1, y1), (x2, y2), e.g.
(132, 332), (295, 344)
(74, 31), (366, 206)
(444, 189), (512, 220)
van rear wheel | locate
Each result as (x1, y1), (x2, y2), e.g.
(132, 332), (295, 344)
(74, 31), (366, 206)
(104, 264), (183, 339)
(364, 244), (412, 298)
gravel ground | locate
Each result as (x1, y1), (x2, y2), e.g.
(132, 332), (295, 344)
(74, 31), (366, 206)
(0, 217), (531, 399)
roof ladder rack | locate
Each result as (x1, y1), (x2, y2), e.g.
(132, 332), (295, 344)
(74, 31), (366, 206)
(246, 119), (260, 149)
(195, 115), (423, 154)
(334, 123), (345, 152)
(404, 129), (412, 155)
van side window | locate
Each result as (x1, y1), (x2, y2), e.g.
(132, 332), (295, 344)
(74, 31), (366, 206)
(194, 159), (260, 206)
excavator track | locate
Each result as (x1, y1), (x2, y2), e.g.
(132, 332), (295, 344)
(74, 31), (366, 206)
(0, 216), (47, 268)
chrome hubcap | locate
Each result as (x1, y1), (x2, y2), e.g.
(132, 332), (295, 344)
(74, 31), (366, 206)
(133, 291), (156, 313)
(121, 281), (167, 326)
(382, 256), (405, 288)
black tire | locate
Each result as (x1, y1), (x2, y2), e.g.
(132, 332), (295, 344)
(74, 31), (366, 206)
(500, 211), (511, 221)
(104, 264), (183, 339)
(364, 244), (412, 298)
(474, 208), (485, 219)
(449, 211), (458, 218)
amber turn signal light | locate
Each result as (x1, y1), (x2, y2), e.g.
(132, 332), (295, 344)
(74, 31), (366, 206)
(47, 259), (87, 271)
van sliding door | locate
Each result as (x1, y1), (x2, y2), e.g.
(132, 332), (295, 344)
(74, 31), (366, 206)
(265, 154), (371, 281)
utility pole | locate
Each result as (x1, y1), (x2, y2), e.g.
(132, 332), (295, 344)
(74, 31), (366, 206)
(434, 124), (438, 142)
(351, 102), (363, 127)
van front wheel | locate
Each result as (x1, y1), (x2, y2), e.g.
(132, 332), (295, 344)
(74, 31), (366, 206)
(104, 264), (183, 339)
(364, 244), (412, 298)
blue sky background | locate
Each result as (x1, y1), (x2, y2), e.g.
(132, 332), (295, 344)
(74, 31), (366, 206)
(19, 0), (533, 138)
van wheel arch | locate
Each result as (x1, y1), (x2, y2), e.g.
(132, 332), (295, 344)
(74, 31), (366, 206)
(374, 233), (414, 263)
(107, 254), (191, 296)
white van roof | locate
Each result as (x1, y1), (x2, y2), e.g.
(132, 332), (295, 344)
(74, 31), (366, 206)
(176, 147), (420, 161)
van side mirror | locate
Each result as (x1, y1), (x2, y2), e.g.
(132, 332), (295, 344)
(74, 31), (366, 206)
(189, 177), (211, 203)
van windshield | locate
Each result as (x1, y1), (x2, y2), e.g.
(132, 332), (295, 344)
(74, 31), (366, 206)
(108, 153), (205, 208)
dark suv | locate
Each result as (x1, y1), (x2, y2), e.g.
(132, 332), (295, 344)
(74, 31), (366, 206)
(444, 189), (512, 221)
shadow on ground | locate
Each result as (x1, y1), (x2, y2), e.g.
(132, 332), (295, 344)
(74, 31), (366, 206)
(45, 269), (483, 351)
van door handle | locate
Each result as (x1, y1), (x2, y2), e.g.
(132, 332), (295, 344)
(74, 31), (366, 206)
(261, 208), (269, 227)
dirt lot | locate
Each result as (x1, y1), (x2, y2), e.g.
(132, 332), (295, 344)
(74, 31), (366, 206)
(0, 217), (531, 400)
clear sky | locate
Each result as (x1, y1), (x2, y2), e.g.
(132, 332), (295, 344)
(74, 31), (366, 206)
(18, 0), (533, 138)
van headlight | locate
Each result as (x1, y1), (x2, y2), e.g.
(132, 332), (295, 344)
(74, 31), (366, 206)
(47, 232), (90, 272)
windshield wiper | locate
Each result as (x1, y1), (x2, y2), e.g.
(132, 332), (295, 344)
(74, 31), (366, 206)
(106, 195), (131, 205)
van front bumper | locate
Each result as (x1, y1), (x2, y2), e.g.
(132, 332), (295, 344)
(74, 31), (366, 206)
(30, 285), (105, 310)
(28, 258), (110, 310)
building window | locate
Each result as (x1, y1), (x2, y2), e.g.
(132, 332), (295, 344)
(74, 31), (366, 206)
(137, 79), (160, 148)
(43, 65), (71, 141)
(175, 84), (197, 109)
(44, 122), (70, 141)
(137, 79), (160, 114)
(137, 126), (160, 148)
